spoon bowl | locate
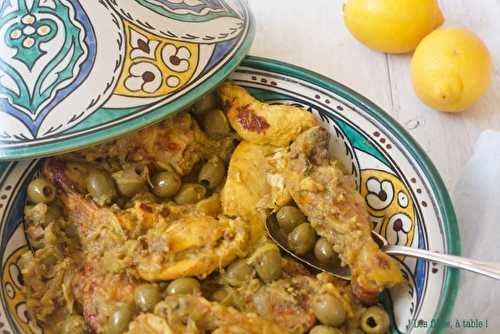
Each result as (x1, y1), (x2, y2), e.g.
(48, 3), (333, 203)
(266, 216), (500, 281)
(265, 215), (352, 280)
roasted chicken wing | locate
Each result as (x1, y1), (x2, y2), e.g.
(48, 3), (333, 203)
(219, 84), (319, 146)
(283, 126), (402, 303)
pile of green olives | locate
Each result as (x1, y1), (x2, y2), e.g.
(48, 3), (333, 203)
(276, 205), (340, 265)
(191, 92), (231, 138)
(97, 278), (203, 333)
(149, 155), (226, 205)
(27, 92), (232, 210)
(215, 244), (284, 292)
(29, 158), (227, 208)
(309, 297), (390, 333)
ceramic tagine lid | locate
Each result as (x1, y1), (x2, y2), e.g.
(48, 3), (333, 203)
(0, 0), (254, 160)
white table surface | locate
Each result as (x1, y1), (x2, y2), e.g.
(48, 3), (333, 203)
(248, 0), (500, 332)
(248, 0), (500, 191)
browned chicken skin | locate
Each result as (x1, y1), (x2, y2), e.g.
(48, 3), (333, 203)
(219, 84), (319, 147)
(283, 126), (402, 303)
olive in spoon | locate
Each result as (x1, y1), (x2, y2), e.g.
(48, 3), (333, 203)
(265, 216), (500, 280)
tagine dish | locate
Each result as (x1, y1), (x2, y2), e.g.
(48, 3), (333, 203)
(19, 84), (408, 334)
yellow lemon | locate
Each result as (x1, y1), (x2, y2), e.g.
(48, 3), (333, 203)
(344, 0), (444, 53)
(411, 28), (492, 112)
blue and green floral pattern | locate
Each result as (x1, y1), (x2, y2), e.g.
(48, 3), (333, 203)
(0, 0), (253, 159)
(0, 0), (94, 133)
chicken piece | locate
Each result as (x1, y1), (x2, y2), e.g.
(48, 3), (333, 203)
(154, 295), (290, 334)
(240, 273), (356, 333)
(136, 214), (248, 281)
(218, 84), (319, 147)
(204, 253), (353, 334)
(282, 127), (402, 303)
(126, 314), (173, 334)
(76, 112), (237, 176)
(221, 141), (290, 249)
(241, 275), (319, 333)
(43, 157), (249, 281)
(71, 262), (137, 333)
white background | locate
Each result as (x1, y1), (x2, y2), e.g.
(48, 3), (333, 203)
(248, 0), (500, 191)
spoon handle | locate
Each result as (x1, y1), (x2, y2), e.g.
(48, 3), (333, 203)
(384, 245), (500, 280)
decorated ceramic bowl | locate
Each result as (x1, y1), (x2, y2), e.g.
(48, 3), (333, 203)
(0, 57), (460, 334)
(0, 0), (254, 160)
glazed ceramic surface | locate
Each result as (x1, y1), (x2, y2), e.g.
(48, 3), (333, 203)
(0, 57), (460, 334)
(0, 0), (254, 160)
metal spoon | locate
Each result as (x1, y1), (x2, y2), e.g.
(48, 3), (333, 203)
(265, 216), (500, 280)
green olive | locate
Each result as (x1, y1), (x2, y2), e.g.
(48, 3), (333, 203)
(314, 238), (339, 264)
(224, 259), (253, 287)
(107, 304), (135, 334)
(134, 284), (161, 312)
(287, 223), (316, 255)
(86, 169), (117, 206)
(174, 183), (207, 205)
(254, 246), (282, 282)
(312, 294), (346, 327)
(198, 156), (225, 189)
(112, 168), (147, 197)
(166, 278), (201, 296)
(27, 178), (56, 204)
(276, 206), (305, 233)
(192, 93), (218, 116)
(360, 306), (390, 334)
(211, 286), (238, 307)
(61, 315), (85, 334)
(202, 109), (230, 137)
(196, 193), (221, 217)
(151, 171), (181, 198)
(309, 325), (343, 334)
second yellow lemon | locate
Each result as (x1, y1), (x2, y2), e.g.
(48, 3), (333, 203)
(344, 0), (444, 53)
(411, 28), (492, 112)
